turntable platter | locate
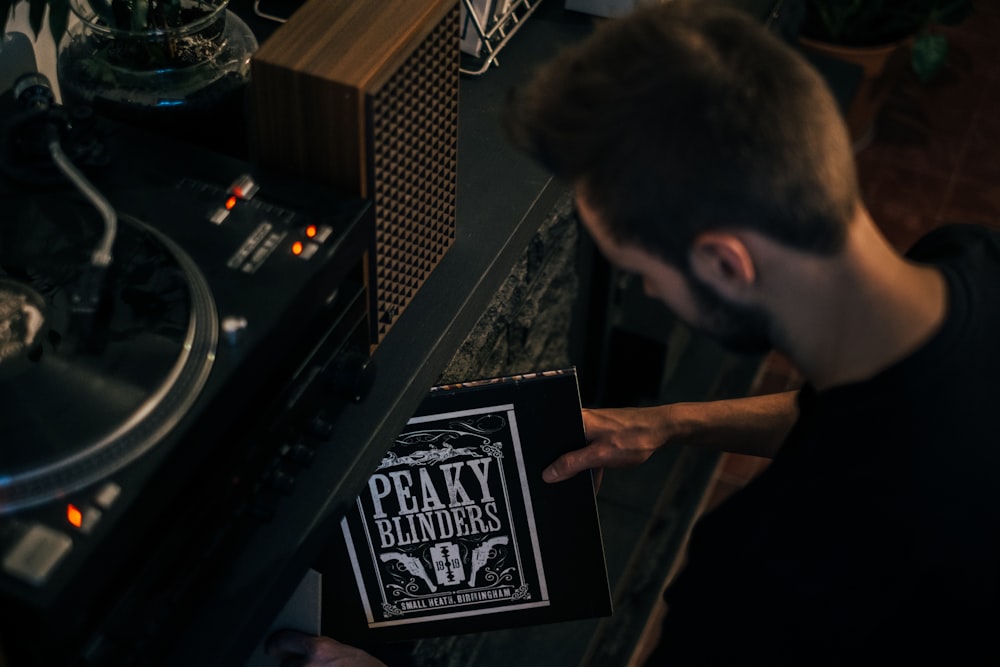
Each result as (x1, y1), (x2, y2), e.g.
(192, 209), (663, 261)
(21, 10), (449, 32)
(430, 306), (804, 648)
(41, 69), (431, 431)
(0, 195), (217, 513)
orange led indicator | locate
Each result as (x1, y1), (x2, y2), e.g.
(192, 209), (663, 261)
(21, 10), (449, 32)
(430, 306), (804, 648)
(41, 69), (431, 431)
(67, 504), (83, 529)
(291, 241), (304, 256)
(305, 224), (318, 239)
(225, 195), (238, 210)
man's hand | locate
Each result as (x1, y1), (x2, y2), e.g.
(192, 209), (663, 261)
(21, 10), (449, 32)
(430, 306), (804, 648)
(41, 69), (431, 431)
(541, 393), (799, 486)
(542, 405), (676, 484)
(266, 630), (388, 667)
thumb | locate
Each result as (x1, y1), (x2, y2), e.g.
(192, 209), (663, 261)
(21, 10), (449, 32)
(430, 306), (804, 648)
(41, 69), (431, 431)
(265, 629), (317, 656)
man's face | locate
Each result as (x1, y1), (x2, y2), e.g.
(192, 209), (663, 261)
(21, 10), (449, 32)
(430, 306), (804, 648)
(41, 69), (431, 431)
(575, 193), (773, 355)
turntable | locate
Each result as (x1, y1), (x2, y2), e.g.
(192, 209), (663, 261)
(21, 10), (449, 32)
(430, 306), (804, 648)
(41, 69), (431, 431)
(0, 74), (374, 665)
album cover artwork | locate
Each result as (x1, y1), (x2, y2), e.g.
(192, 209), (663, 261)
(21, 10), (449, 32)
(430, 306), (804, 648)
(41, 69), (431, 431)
(321, 368), (612, 643)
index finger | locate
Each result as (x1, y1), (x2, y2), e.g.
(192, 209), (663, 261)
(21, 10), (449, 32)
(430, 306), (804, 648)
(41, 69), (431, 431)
(542, 444), (605, 483)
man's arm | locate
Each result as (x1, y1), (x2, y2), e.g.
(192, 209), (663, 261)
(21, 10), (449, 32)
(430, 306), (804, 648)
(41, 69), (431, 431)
(543, 391), (799, 483)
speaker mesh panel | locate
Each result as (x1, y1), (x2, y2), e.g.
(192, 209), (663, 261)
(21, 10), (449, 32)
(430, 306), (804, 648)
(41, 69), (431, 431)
(369, 4), (460, 347)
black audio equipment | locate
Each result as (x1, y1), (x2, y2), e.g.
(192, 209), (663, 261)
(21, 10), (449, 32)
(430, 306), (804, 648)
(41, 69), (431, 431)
(0, 75), (374, 666)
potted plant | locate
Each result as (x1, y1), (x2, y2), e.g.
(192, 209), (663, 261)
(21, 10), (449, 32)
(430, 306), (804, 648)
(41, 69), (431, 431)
(800, 0), (973, 80)
(797, 0), (973, 147)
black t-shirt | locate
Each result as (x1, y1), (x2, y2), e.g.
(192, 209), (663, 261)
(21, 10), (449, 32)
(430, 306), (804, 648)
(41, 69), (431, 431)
(648, 224), (1000, 665)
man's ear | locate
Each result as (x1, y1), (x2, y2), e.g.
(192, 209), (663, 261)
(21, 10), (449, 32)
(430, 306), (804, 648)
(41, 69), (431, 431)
(689, 232), (757, 301)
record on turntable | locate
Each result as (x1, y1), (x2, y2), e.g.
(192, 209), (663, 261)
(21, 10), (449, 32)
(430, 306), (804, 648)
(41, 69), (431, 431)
(0, 192), (218, 513)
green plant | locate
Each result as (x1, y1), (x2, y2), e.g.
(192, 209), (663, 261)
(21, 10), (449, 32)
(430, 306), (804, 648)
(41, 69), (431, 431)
(801, 0), (974, 81)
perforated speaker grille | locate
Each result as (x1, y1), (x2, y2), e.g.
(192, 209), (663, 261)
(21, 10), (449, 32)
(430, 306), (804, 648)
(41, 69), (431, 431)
(369, 4), (460, 347)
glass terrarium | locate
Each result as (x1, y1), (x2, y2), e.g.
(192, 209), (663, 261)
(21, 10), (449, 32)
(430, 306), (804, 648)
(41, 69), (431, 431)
(57, 0), (258, 151)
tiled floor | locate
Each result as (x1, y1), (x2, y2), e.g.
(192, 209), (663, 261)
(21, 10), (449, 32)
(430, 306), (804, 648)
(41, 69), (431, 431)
(858, 2), (1000, 250)
(705, 3), (1000, 509)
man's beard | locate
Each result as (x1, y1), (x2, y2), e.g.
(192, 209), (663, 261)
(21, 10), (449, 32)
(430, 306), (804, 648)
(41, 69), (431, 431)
(683, 269), (774, 355)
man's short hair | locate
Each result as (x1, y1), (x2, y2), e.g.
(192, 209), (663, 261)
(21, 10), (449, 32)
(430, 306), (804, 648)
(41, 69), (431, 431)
(503, 0), (859, 267)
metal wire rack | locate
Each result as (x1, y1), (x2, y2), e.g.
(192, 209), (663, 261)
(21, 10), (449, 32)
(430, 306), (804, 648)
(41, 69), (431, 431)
(460, 0), (544, 76)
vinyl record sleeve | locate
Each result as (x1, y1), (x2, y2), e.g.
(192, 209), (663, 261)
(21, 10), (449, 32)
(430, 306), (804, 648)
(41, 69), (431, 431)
(321, 368), (612, 642)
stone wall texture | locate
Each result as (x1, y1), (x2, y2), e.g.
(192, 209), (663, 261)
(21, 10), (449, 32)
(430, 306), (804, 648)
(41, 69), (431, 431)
(437, 192), (578, 384)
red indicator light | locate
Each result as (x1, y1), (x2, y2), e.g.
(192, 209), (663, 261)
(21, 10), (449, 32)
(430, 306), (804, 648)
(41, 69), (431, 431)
(291, 241), (304, 256)
(67, 504), (83, 529)
(225, 195), (238, 210)
(305, 225), (318, 238)
(232, 186), (244, 198)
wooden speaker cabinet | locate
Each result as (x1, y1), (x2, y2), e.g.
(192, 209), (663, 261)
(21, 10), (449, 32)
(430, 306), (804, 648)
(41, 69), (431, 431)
(251, 0), (460, 349)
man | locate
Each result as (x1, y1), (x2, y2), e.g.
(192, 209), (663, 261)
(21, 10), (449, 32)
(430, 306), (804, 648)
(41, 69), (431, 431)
(268, 1), (1000, 664)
